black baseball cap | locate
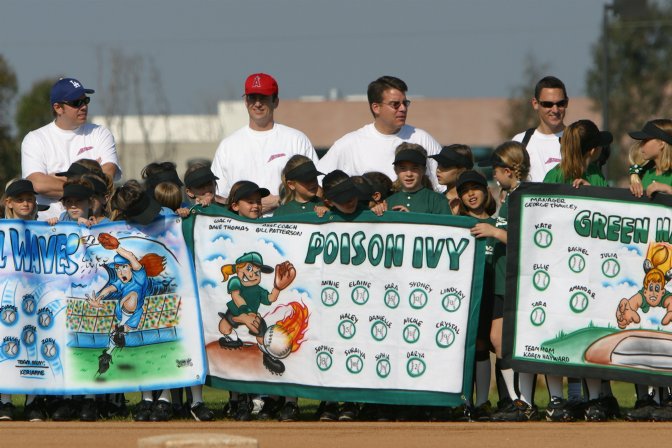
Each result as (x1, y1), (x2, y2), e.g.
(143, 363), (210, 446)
(430, 145), (474, 169)
(60, 183), (94, 201)
(145, 169), (184, 191)
(6, 179), (38, 197)
(125, 190), (162, 225)
(285, 161), (323, 182)
(629, 121), (672, 146)
(56, 162), (92, 178)
(456, 170), (488, 195)
(185, 166), (219, 189)
(478, 152), (510, 169)
(393, 149), (427, 167)
(324, 178), (370, 204)
(230, 181), (270, 203)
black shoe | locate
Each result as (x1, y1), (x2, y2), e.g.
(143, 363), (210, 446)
(338, 402), (359, 421)
(223, 400), (239, 419)
(79, 398), (98, 422)
(0, 402), (16, 421)
(625, 395), (657, 422)
(52, 399), (77, 422)
(102, 394), (129, 419)
(262, 353), (285, 375)
(149, 400), (173, 422)
(98, 350), (112, 375)
(584, 399), (607, 422)
(234, 398), (252, 421)
(133, 399), (154, 422)
(111, 325), (126, 348)
(599, 395), (621, 419)
(318, 402), (339, 422)
(218, 336), (243, 349)
(491, 399), (538, 422)
(545, 397), (575, 422)
(190, 402), (215, 421)
(24, 398), (47, 422)
(257, 397), (284, 420)
(278, 401), (300, 422)
(471, 401), (493, 422)
(651, 399), (672, 422)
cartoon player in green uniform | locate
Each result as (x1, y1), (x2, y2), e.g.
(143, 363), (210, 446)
(218, 252), (296, 374)
(616, 243), (672, 328)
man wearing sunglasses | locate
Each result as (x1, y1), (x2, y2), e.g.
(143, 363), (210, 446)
(317, 76), (442, 190)
(21, 77), (121, 220)
(512, 76), (568, 182)
(211, 73), (318, 216)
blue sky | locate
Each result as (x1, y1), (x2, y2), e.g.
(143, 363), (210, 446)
(2, 0), (606, 116)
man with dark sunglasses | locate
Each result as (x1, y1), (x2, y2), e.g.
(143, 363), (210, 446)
(512, 76), (568, 182)
(210, 73), (318, 216)
(317, 75), (442, 190)
(21, 77), (121, 220)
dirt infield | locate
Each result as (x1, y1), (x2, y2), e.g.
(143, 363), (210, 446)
(1, 421), (669, 448)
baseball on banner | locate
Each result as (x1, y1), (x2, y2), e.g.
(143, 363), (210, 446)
(263, 324), (292, 359)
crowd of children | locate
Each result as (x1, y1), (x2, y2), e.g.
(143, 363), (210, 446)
(1, 118), (672, 423)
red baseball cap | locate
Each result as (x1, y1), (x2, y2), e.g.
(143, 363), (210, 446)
(244, 73), (278, 96)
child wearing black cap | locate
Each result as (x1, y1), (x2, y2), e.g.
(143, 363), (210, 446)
(628, 119), (672, 198)
(47, 178), (95, 227)
(228, 181), (270, 219)
(184, 163), (226, 208)
(456, 170), (498, 420)
(320, 170), (372, 218)
(81, 174), (111, 225)
(274, 155), (325, 217)
(430, 144), (475, 215)
(386, 143), (451, 214)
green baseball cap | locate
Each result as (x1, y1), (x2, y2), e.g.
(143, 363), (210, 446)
(235, 252), (274, 273)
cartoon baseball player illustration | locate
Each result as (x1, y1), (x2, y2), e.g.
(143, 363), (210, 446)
(87, 233), (168, 374)
(616, 243), (672, 329)
(218, 252), (296, 374)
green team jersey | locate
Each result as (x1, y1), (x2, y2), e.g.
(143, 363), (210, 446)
(226, 276), (271, 316)
(273, 197), (323, 217)
(386, 187), (451, 215)
(493, 197), (508, 296)
(639, 163), (672, 189)
(543, 163), (608, 186)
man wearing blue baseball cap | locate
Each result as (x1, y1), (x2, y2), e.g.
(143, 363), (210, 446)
(21, 77), (122, 220)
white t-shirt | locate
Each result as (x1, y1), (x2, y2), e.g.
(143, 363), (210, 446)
(317, 123), (442, 190)
(211, 123), (318, 197)
(21, 121), (122, 220)
(512, 129), (563, 183)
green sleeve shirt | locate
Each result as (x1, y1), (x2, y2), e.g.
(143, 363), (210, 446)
(543, 163), (608, 186)
(386, 188), (452, 215)
(640, 164), (672, 190)
(273, 197), (323, 217)
(226, 276), (271, 315)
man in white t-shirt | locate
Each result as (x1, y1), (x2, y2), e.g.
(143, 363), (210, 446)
(512, 76), (568, 182)
(211, 73), (318, 215)
(317, 76), (441, 190)
(21, 77), (122, 220)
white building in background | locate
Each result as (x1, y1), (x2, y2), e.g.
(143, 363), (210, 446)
(94, 97), (599, 181)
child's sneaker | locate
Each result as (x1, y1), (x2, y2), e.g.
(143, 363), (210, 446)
(584, 399), (607, 422)
(545, 397), (575, 422)
(278, 401), (300, 422)
(491, 399), (538, 422)
(190, 402), (215, 421)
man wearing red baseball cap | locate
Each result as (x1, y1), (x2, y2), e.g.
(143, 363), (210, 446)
(21, 77), (122, 220)
(211, 73), (318, 215)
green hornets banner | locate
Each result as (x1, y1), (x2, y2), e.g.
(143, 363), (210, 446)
(504, 183), (672, 386)
(183, 209), (485, 406)
(0, 217), (206, 394)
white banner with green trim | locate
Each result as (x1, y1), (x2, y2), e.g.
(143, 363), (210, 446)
(183, 209), (484, 406)
(504, 183), (672, 386)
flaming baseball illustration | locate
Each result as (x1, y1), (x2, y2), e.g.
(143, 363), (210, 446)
(263, 302), (309, 359)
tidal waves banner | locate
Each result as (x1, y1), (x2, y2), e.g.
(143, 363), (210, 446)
(184, 209), (484, 406)
(504, 183), (672, 386)
(0, 217), (206, 394)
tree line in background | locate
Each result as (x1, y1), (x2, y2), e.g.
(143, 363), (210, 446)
(2, 1), (672, 189)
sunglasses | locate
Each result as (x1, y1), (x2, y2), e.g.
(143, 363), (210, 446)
(380, 99), (411, 110)
(61, 97), (91, 108)
(538, 99), (568, 109)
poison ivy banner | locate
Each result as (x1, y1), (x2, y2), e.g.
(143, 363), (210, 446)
(183, 209), (485, 406)
(504, 183), (672, 386)
(0, 217), (206, 394)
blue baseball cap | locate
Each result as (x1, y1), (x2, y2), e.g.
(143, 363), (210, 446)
(50, 78), (95, 104)
(113, 254), (130, 265)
